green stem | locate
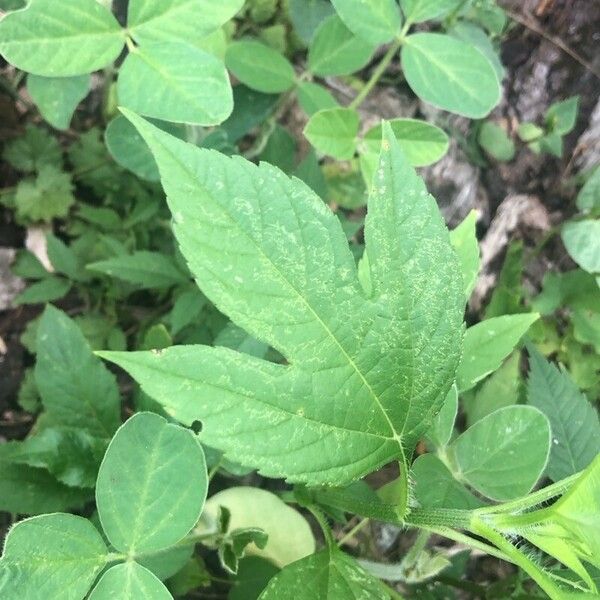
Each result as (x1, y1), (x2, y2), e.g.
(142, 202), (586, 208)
(307, 505), (335, 549)
(337, 517), (370, 547)
(349, 39), (403, 110)
(473, 472), (580, 515)
(471, 517), (565, 599)
(405, 508), (472, 529)
(413, 524), (511, 563)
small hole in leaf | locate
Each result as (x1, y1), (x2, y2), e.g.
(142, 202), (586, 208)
(191, 420), (203, 434)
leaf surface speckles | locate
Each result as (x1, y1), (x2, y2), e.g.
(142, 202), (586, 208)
(99, 113), (464, 486)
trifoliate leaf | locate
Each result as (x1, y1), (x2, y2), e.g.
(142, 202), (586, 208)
(27, 74), (90, 130)
(14, 165), (75, 223)
(527, 345), (600, 482)
(3, 125), (62, 173)
(99, 114), (464, 487)
(0, 0), (125, 76)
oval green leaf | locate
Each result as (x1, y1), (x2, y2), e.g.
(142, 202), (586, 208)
(331, 0), (402, 45)
(89, 562), (172, 599)
(225, 40), (296, 94)
(27, 74), (90, 130)
(0, 513), (107, 599)
(561, 220), (600, 274)
(118, 42), (233, 125)
(259, 549), (388, 600)
(308, 14), (375, 76)
(448, 405), (551, 501)
(456, 313), (539, 392)
(362, 118), (449, 166)
(402, 33), (501, 118)
(304, 107), (359, 160)
(96, 412), (208, 554)
(128, 0), (244, 45)
(0, 0), (125, 76)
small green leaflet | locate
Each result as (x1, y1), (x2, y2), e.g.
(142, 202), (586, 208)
(258, 549), (389, 600)
(478, 122), (515, 161)
(331, 0), (402, 45)
(127, 0), (244, 45)
(87, 251), (189, 288)
(546, 96), (579, 135)
(14, 276), (71, 305)
(297, 82), (339, 116)
(35, 305), (121, 439)
(527, 346), (600, 482)
(308, 15), (375, 76)
(361, 119), (449, 168)
(225, 41), (296, 94)
(425, 385), (457, 449)
(105, 115), (160, 181)
(447, 405), (550, 501)
(561, 220), (600, 274)
(303, 108), (360, 160)
(400, 0), (463, 23)
(0, 513), (107, 599)
(576, 167), (600, 212)
(99, 112), (464, 486)
(89, 563), (172, 599)
(118, 43), (233, 125)
(449, 210), (480, 300)
(27, 74), (90, 130)
(401, 33), (501, 118)
(456, 313), (539, 392)
(0, 0), (125, 76)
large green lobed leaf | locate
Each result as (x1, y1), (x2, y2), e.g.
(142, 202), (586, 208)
(0, 0), (125, 76)
(99, 112), (464, 486)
